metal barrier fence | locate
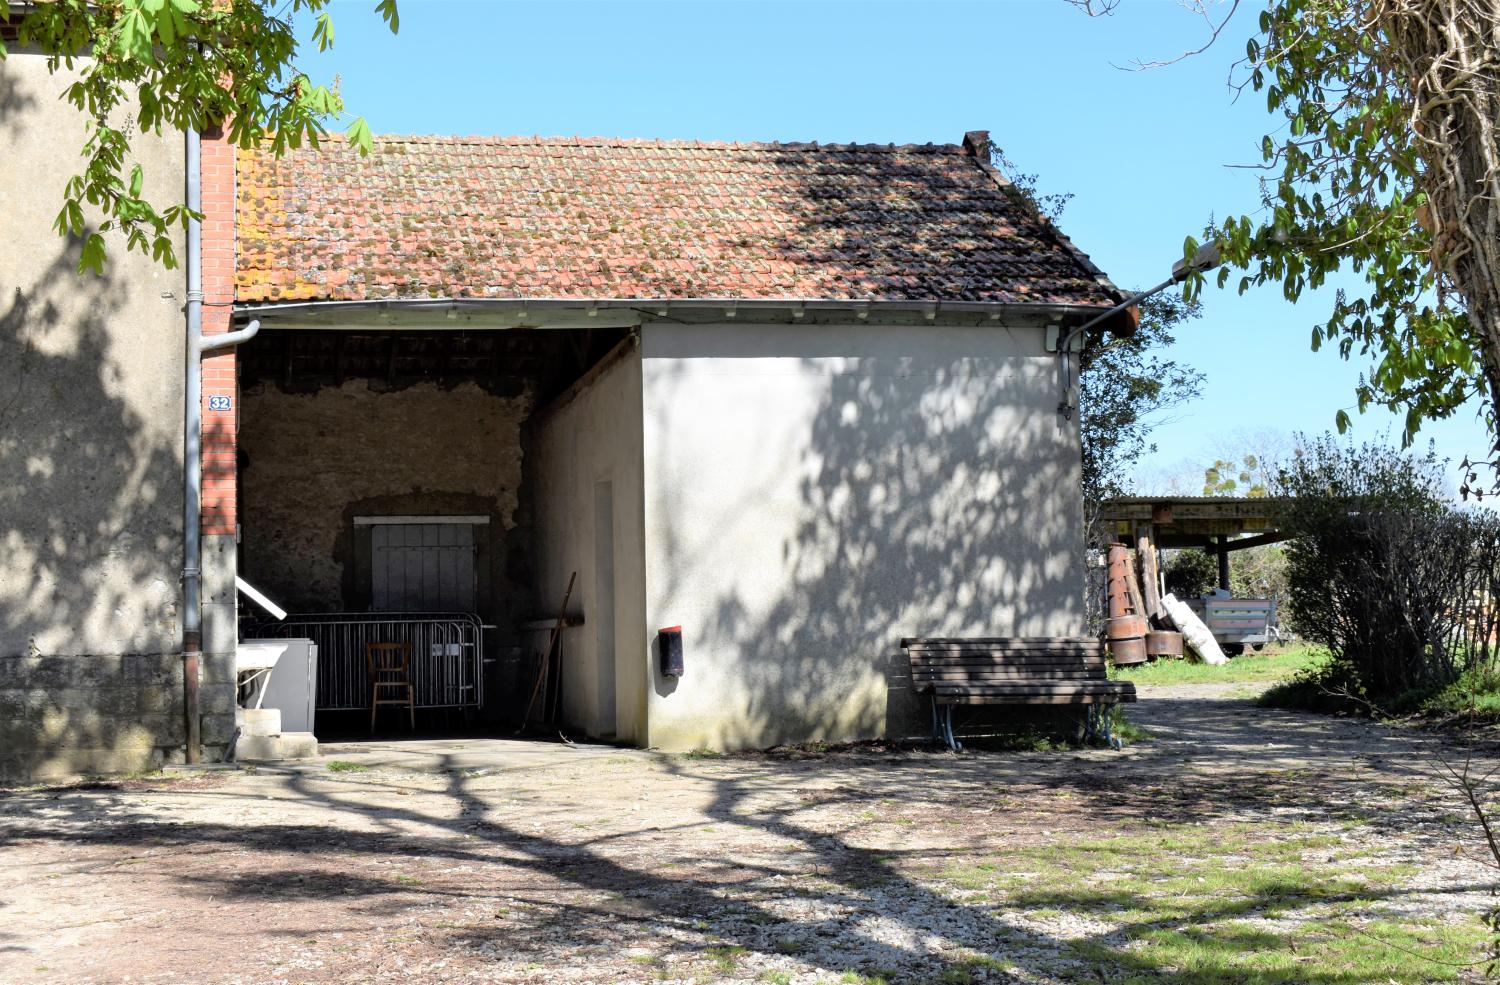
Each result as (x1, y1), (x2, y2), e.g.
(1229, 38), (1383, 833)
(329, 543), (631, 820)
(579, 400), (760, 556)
(245, 612), (484, 712)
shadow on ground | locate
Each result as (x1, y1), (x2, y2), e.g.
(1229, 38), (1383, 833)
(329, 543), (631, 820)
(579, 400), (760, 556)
(0, 689), (1491, 982)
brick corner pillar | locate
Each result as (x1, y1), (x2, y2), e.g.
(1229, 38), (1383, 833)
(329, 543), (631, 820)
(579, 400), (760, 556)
(197, 129), (240, 758)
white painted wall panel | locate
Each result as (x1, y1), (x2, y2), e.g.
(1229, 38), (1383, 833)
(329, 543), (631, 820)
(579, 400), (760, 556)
(640, 322), (1087, 751)
(532, 348), (647, 742)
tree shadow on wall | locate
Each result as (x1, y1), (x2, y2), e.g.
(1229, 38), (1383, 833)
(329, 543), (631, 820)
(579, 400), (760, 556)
(0, 73), (37, 139)
(0, 245), (184, 779)
(648, 345), (1086, 749)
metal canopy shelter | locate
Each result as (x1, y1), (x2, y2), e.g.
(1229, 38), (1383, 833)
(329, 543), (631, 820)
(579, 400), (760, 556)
(1097, 496), (1292, 600)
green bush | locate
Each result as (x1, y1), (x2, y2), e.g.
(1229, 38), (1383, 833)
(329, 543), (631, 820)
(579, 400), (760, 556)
(1164, 549), (1217, 599)
(1273, 435), (1500, 702)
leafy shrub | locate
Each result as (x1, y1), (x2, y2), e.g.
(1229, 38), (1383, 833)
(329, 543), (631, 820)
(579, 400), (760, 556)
(1273, 435), (1500, 701)
(1164, 549), (1218, 599)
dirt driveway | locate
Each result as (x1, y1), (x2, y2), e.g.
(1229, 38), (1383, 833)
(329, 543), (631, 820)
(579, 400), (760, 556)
(0, 684), (1494, 984)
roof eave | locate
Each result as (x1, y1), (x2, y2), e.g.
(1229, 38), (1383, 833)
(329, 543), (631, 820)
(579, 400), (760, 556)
(232, 296), (1122, 328)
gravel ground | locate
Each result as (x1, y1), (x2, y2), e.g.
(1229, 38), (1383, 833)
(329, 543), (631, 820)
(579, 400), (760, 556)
(0, 682), (1495, 984)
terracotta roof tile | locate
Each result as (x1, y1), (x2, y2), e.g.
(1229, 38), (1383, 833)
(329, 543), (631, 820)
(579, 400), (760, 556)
(235, 134), (1120, 307)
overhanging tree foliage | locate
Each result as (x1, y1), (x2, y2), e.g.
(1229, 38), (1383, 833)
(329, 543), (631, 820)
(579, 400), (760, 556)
(1080, 292), (1206, 502)
(0, 0), (397, 273)
(1202, 0), (1496, 444)
(1070, 0), (1500, 475)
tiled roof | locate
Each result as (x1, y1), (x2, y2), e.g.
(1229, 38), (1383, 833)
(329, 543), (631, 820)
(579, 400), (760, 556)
(235, 134), (1121, 307)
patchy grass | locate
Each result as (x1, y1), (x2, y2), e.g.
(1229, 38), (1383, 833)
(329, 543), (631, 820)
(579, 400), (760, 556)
(704, 944), (747, 972)
(839, 972), (890, 985)
(918, 821), (1484, 983)
(1264, 658), (1500, 726)
(1116, 644), (1329, 688)
(325, 760), (370, 773)
(1391, 665), (1500, 723)
(1108, 705), (1150, 745)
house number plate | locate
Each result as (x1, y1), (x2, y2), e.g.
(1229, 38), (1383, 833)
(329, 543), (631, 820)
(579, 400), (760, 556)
(207, 395), (233, 411)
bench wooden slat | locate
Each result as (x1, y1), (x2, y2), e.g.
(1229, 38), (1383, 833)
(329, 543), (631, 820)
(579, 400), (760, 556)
(905, 637), (1136, 700)
(902, 637), (1101, 646)
(909, 655), (1107, 665)
(936, 692), (1138, 706)
(933, 681), (1132, 693)
(906, 665), (1110, 680)
(904, 644), (1105, 654)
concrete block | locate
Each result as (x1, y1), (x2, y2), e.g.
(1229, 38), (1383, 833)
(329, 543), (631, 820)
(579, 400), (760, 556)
(59, 686), (139, 715)
(234, 731), (317, 761)
(201, 711), (237, 746)
(123, 653), (181, 687)
(1, 657), (64, 689)
(136, 684), (181, 715)
(200, 682), (236, 716)
(0, 688), (35, 719)
(200, 650), (239, 686)
(202, 535), (238, 605)
(0, 657), (33, 685)
(36, 745), (158, 779)
(201, 601), (238, 661)
(121, 713), (184, 747)
(237, 707), (282, 736)
(0, 716), (35, 755)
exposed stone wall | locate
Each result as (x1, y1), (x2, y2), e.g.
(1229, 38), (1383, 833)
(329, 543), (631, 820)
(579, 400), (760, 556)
(238, 378), (534, 631)
(0, 654), (234, 781)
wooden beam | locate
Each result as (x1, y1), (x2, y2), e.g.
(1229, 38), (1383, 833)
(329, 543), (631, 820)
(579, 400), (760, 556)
(1135, 522), (1161, 617)
(1156, 536), (1215, 550)
(1221, 530), (1290, 552)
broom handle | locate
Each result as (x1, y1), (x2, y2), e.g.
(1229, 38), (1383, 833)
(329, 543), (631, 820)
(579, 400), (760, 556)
(521, 571), (576, 729)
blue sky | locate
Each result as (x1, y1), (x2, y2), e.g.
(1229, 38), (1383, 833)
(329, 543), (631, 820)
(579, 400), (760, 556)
(305, 0), (1492, 489)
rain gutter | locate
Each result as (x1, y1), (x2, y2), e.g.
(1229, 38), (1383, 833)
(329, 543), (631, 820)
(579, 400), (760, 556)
(182, 126), (259, 765)
(232, 296), (1130, 327)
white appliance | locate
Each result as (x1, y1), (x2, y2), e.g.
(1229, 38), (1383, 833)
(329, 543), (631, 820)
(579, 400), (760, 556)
(236, 638), (319, 733)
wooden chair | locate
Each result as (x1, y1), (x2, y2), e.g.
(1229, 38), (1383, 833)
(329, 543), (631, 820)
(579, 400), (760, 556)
(366, 641), (415, 732)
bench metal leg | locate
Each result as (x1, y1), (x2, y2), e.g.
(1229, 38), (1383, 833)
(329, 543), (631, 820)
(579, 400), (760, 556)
(941, 704), (962, 753)
(1083, 703), (1122, 751)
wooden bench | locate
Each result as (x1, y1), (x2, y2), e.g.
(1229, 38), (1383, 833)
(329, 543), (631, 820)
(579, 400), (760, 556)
(900, 637), (1137, 751)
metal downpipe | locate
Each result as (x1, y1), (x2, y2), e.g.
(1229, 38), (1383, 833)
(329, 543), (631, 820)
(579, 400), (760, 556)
(183, 126), (204, 763)
(182, 124), (258, 764)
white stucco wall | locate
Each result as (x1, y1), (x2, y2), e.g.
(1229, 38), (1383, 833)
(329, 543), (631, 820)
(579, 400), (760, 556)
(639, 321), (1087, 751)
(531, 346), (648, 742)
(0, 51), (201, 780)
(0, 52), (187, 660)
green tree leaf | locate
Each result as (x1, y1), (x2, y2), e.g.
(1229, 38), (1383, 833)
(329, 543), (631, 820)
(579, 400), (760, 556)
(12, 0), (400, 271)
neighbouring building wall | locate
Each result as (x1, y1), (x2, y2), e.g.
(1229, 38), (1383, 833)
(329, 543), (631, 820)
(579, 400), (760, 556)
(0, 51), (190, 781)
(640, 321), (1088, 751)
(238, 377), (533, 632)
(531, 345), (647, 742)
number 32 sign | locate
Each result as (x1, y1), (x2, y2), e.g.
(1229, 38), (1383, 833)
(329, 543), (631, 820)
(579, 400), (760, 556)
(207, 395), (233, 412)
